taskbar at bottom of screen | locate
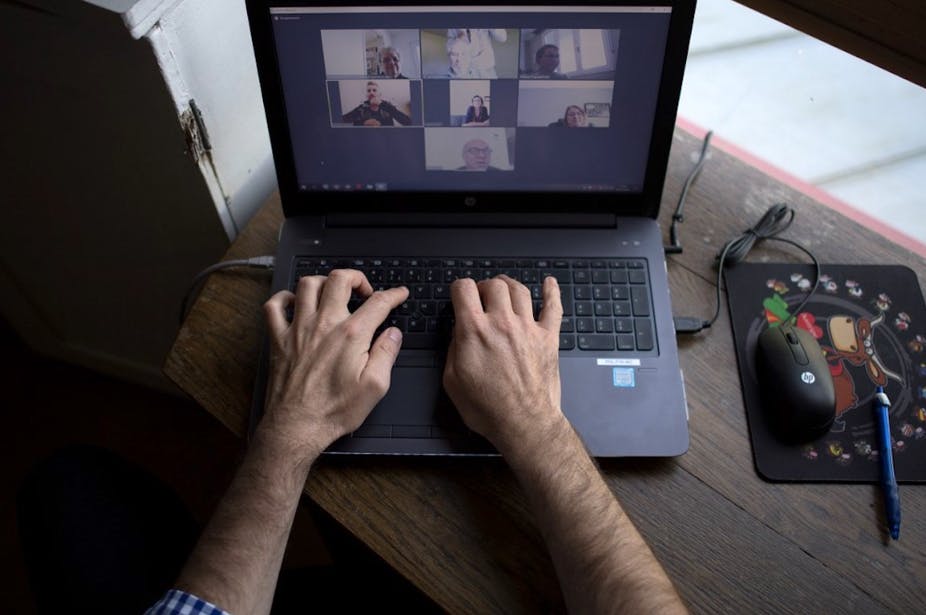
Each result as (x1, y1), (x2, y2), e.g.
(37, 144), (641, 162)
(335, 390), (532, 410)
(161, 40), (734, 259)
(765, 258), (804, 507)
(299, 183), (639, 193)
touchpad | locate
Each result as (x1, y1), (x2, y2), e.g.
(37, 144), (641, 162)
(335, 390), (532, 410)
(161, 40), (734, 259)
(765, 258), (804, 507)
(366, 366), (451, 426)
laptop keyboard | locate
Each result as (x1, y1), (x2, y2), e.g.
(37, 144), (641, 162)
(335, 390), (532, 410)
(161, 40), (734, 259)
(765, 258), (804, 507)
(292, 257), (657, 354)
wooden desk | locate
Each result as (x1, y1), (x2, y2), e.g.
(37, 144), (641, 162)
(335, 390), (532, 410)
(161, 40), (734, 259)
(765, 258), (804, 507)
(165, 128), (926, 613)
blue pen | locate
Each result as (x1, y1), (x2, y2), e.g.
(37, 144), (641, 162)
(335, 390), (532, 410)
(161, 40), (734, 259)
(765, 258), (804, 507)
(874, 386), (901, 540)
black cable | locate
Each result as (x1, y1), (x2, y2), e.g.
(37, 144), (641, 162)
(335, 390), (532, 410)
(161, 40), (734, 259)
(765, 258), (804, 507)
(704, 203), (820, 329)
(665, 130), (713, 254)
(179, 256), (275, 325)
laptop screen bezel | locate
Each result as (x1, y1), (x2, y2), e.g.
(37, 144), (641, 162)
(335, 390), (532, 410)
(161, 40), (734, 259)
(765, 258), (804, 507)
(247, 0), (695, 217)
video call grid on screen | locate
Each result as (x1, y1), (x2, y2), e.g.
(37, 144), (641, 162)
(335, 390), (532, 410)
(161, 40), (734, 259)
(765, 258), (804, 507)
(270, 6), (671, 193)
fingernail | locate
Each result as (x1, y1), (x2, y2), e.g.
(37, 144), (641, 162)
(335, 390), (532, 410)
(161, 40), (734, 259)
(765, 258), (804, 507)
(387, 327), (403, 343)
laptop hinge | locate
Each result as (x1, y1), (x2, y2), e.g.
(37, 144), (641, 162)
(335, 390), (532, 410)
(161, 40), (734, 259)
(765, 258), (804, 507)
(325, 212), (618, 229)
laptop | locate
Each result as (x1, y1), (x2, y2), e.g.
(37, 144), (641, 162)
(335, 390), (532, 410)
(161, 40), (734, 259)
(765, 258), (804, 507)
(246, 1), (695, 457)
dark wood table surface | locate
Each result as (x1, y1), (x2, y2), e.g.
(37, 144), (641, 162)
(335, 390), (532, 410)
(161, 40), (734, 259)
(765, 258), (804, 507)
(164, 128), (926, 614)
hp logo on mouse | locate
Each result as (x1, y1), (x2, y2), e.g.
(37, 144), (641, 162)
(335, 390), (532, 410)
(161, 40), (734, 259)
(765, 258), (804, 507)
(801, 371), (816, 384)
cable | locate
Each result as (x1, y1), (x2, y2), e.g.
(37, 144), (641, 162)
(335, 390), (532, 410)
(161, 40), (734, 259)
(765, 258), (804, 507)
(674, 203), (820, 334)
(665, 130), (713, 254)
(709, 203), (819, 328)
(179, 256), (275, 325)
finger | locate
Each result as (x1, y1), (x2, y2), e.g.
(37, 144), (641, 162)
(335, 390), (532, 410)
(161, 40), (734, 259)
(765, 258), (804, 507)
(450, 278), (484, 324)
(477, 277), (513, 314)
(497, 275), (533, 319)
(539, 276), (564, 332)
(361, 327), (404, 401)
(317, 269), (373, 315)
(264, 290), (295, 337)
(350, 286), (409, 334)
(293, 275), (325, 322)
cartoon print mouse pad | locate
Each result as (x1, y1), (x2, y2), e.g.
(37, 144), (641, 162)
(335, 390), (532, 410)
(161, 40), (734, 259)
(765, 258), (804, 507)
(725, 264), (926, 483)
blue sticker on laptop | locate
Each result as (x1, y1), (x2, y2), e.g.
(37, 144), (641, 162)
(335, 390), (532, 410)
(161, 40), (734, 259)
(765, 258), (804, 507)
(612, 367), (635, 388)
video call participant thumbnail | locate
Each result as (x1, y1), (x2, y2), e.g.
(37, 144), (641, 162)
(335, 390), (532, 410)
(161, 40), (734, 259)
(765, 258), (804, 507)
(336, 80), (414, 127)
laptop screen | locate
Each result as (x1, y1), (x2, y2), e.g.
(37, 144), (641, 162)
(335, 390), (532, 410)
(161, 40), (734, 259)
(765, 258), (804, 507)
(265, 5), (675, 198)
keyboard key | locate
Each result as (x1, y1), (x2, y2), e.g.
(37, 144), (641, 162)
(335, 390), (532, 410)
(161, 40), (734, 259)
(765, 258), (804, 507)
(612, 285), (630, 301)
(635, 318), (655, 351)
(614, 318), (633, 333)
(403, 332), (441, 349)
(628, 270), (647, 285)
(592, 270), (610, 284)
(560, 318), (574, 332)
(617, 333), (635, 350)
(574, 286), (591, 300)
(575, 301), (593, 316)
(419, 301), (436, 315)
(578, 334), (615, 351)
(594, 302), (611, 316)
(559, 334), (576, 350)
(596, 319), (613, 333)
(576, 317), (594, 333)
(613, 301), (632, 316)
(610, 270), (629, 284)
(560, 294), (574, 317)
(631, 286), (651, 316)
(540, 269), (571, 284)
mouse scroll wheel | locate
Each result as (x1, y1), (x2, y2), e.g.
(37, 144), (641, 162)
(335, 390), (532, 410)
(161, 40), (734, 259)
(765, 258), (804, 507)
(786, 330), (799, 345)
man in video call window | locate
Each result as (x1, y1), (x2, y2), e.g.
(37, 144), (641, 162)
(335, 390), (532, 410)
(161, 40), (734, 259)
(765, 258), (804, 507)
(446, 36), (473, 78)
(377, 47), (407, 79)
(457, 138), (501, 171)
(342, 81), (412, 127)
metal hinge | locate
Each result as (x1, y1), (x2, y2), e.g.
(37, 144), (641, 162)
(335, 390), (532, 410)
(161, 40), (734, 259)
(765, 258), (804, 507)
(180, 98), (212, 162)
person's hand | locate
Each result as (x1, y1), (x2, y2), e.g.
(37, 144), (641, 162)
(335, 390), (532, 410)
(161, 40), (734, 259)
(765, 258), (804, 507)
(260, 269), (409, 462)
(362, 118), (382, 126)
(443, 275), (565, 453)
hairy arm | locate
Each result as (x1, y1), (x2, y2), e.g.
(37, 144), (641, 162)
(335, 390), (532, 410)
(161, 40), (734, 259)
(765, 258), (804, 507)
(504, 417), (686, 614)
(173, 270), (408, 614)
(444, 276), (686, 614)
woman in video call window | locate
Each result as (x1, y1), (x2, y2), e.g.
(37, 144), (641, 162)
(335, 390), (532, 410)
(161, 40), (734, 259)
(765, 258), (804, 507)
(564, 105), (590, 127)
(549, 105), (592, 127)
(530, 44), (568, 79)
(462, 95), (490, 126)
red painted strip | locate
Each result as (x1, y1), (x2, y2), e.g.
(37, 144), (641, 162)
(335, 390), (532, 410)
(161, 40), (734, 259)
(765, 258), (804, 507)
(676, 116), (926, 259)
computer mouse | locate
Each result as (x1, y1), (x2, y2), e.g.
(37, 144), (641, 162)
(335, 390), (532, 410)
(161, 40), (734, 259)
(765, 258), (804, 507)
(755, 324), (836, 443)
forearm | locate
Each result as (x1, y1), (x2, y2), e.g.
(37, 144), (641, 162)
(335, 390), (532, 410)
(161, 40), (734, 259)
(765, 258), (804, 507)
(174, 426), (321, 614)
(502, 416), (686, 615)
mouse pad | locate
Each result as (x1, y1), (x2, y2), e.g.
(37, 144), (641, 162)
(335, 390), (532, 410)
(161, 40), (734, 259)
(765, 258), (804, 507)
(725, 263), (926, 483)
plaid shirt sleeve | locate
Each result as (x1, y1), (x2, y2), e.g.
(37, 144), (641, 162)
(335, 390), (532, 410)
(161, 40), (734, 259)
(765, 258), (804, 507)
(146, 589), (230, 615)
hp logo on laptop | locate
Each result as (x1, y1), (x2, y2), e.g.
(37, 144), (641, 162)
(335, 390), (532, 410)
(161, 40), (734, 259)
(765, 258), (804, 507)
(464, 196), (476, 207)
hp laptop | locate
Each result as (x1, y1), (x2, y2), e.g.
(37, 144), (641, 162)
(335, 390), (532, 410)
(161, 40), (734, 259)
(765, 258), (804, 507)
(247, 1), (694, 456)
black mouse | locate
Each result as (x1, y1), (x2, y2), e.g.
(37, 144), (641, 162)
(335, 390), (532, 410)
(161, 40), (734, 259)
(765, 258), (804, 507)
(755, 324), (836, 443)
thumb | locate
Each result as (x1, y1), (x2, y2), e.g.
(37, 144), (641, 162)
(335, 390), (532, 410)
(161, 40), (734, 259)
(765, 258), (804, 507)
(362, 327), (404, 397)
